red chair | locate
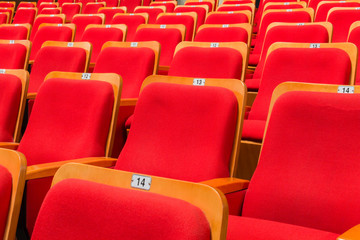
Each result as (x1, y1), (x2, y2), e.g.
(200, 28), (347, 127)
(150, 0), (177, 12)
(119, 0), (141, 13)
(263, 1), (306, 11)
(228, 82), (360, 240)
(0, 1), (15, 8)
(174, 5), (208, 30)
(39, 7), (61, 14)
(185, 0), (215, 12)
(98, 6), (126, 24)
(217, 3), (255, 12)
(205, 10), (252, 24)
(0, 40), (30, 69)
(71, 13), (104, 41)
(0, 23), (31, 40)
(62, 3), (82, 22)
(102, 0), (119, 7)
(315, 0), (360, 22)
(38, 2), (58, 12)
(156, 12), (197, 41)
(57, 0), (74, 7)
(327, 7), (360, 42)
(30, 14), (65, 41)
(83, 2), (105, 14)
(111, 13), (148, 41)
(0, 7), (13, 23)
(347, 21), (360, 85)
(134, 6), (166, 24)
(32, 163), (227, 240)
(17, 1), (36, 8)
(78, 0), (95, 12)
(12, 7), (37, 24)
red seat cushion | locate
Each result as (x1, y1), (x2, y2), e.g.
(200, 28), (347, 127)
(111, 14), (146, 41)
(205, 12), (249, 24)
(0, 43), (27, 69)
(348, 26), (360, 85)
(62, 4), (81, 22)
(120, 0), (142, 12)
(241, 119), (265, 141)
(0, 25), (29, 40)
(156, 15), (195, 41)
(328, 9), (360, 42)
(83, 3), (104, 14)
(194, 26), (248, 43)
(0, 165), (11, 239)
(315, 2), (360, 22)
(71, 15), (103, 41)
(134, 8), (164, 24)
(227, 216), (339, 240)
(174, 6), (207, 30)
(30, 16), (64, 41)
(13, 8), (37, 25)
(98, 8), (126, 24)
(32, 178), (211, 240)
(168, 47), (243, 79)
(115, 82), (238, 182)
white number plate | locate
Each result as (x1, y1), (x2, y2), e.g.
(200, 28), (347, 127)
(131, 174), (151, 190)
(337, 86), (354, 94)
(310, 43), (320, 48)
(210, 42), (219, 48)
(193, 78), (205, 86)
(82, 73), (91, 79)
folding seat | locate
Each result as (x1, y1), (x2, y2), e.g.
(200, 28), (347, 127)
(37, 0), (53, 7)
(185, 0), (215, 12)
(12, 7), (37, 25)
(227, 82), (360, 240)
(240, 42), (356, 179)
(80, 24), (126, 67)
(62, 3), (81, 22)
(150, 0), (177, 12)
(174, 5), (208, 30)
(98, 6), (127, 24)
(223, 0), (255, 4)
(29, 23), (75, 63)
(134, 6), (166, 24)
(111, 13), (147, 41)
(0, 1), (14, 8)
(0, 70), (28, 143)
(102, 0), (119, 8)
(194, 23), (251, 45)
(119, 0), (141, 13)
(28, 41), (91, 95)
(39, 7), (62, 14)
(94, 41), (160, 155)
(57, 0), (74, 7)
(71, 13), (104, 41)
(0, 23), (31, 40)
(0, 11), (8, 23)
(38, 2), (58, 12)
(78, 0), (95, 12)
(156, 12), (197, 41)
(246, 22), (331, 91)
(32, 163), (227, 240)
(315, 0), (360, 21)
(0, 40), (30, 69)
(216, 3), (255, 14)
(0, 149), (26, 240)
(249, 8), (314, 67)
(134, 24), (185, 74)
(347, 21), (360, 85)
(17, 1), (36, 8)
(263, 1), (307, 11)
(4, 71), (121, 235)
(327, 7), (360, 42)
(30, 14), (65, 41)
(83, 2), (105, 14)
(0, 7), (13, 22)
(205, 10), (252, 24)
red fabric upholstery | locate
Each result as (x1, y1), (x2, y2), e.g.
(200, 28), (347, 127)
(134, 7), (164, 23)
(0, 74), (22, 142)
(185, 1), (213, 12)
(37, 0), (53, 5)
(120, 0), (141, 12)
(13, 8), (37, 25)
(151, 2), (176, 12)
(217, 5), (253, 12)
(134, 27), (182, 66)
(71, 15), (103, 41)
(39, 8), (61, 14)
(227, 216), (339, 240)
(29, 26), (73, 61)
(32, 179), (211, 240)
(62, 4), (81, 22)
(174, 6), (207, 30)
(242, 91), (360, 234)
(156, 15), (195, 41)
(245, 48), (351, 140)
(111, 14), (146, 41)
(194, 26), (248, 43)
(315, 2), (360, 21)
(0, 43), (27, 69)
(79, 0), (96, 12)
(250, 10), (312, 66)
(83, 3), (104, 14)
(264, 3), (304, 11)
(327, 9), (360, 42)
(58, 0), (74, 7)
(17, 2), (36, 8)
(29, 46), (87, 93)
(0, 13), (7, 24)
(0, 2), (14, 7)
(103, 0), (119, 7)
(205, 12), (249, 24)
(38, 3), (57, 12)
(115, 82), (238, 182)
(247, 24), (330, 90)
(348, 25), (360, 85)
(169, 47), (243, 79)
(0, 8), (13, 23)
(0, 164), (11, 239)
(18, 78), (115, 234)
(81, 27), (124, 63)
(93, 46), (155, 98)
(241, 119), (266, 141)
(98, 8), (126, 24)
(30, 16), (64, 41)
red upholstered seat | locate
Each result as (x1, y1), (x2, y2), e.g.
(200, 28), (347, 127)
(315, 1), (360, 22)
(71, 14), (103, 41)
(217, 4), (253, 12)
(38, 3), (57, 12)
(120, 0), (141, 12)
(62, 3), (81, 22)
(0, 2), (14, 8)
(134, 6), (165, 24)
(17, 2), (36, 8)
(195, 25), (249, 43)
(0, 165), (11, 239)
(348, 22), (360, 85)
(205, 11), (250, 24)
(102, 0), (119, 7)
(111, 13), (147, 41)
(174, 5), (207, 30)
(156, 13), (196, 41)
(98, 7), (126, 24)
(244, 46), (352, 141)
(29, 25), (73, 61)
(246, 23), (330, 90)
(30, 15), (65, 41)
(229, 89), (360, 239)
(185, 0), (213, 12)
(0, 43), (27, 69)
(78, 0), (96, 12)
(150, 1), (176, 12)
(29, 46), (87, 93)
(327, 8), (360, 42)
(58, 0), (74, 7)
(115, 82), (238, 182)
(0, 12), (8, 24)
(0, 8), (14, 23)
(39, 7), (61, 14)
(18, 77), (116, 234)
(12, 8), (37, 25)
(83, 2), (105, 14)
(169, 46), (243, 79)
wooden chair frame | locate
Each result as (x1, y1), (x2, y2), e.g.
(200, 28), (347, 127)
(174, 41), (249, 82)
(185, 0), (215, 11)
(206, 10), (252, 24)
(112, 12), (149, 23)
(0, 39), (31, 70)
(101, 41), (160, 75)
(348, 20), (360, 40)
(0, 23), (32, 40)
(52, 162), (229, 240)
(72, 13), (105, 24)
(84, 23), (127, 41)
(156, 12), (198, 41)
(196, 23), (252, 47)
(1, 149), (26, 240)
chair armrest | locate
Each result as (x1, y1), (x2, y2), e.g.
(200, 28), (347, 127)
(120, 98), (137, 107)
(27, 93), (37, 100)
(338, 224), (360, 240)
(0, 142), (19, 150)
(26, 157), (117, 180)
(158, 65), (170, 72)
(201, 177), (249, 194)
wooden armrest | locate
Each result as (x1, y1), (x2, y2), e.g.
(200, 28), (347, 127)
(26, 157), (117, 180)
(27, 92), (37, 100)
(158, 65), (170, 72)
(29, 60), (34, 65)
(120, 98), (137, 107)
(247, 66), (256, 71)
(201, 177), (249, 194)
(0, 142), (19, 150)
(245, 106), (251, 112)
(338, 224), (360, 240)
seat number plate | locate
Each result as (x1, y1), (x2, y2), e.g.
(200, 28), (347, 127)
(338, 86), (354, 94)
(82, 73), (91, 79)
(131, 174), (151, 190)
(310, 43), (320, 48)
(193, 78), (205, 86)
